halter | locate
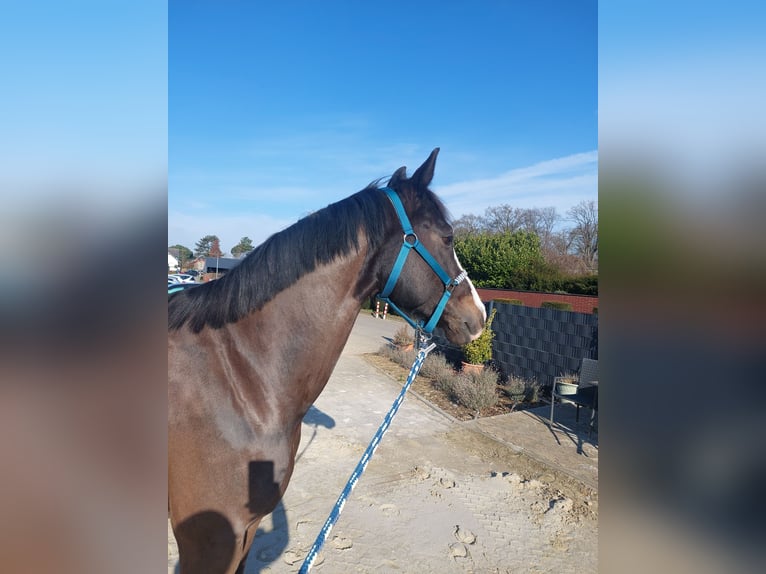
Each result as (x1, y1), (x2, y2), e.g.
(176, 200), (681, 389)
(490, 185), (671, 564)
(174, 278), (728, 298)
(377, 187), (468, 334)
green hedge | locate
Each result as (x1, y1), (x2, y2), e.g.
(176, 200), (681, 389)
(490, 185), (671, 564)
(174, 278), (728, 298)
(541, 301), (573, 311)
(494, 298), (523, 305)
(559, 275), (598, 296)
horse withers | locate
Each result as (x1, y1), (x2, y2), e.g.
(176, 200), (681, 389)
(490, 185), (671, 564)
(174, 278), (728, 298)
(168, 148), (486, 573)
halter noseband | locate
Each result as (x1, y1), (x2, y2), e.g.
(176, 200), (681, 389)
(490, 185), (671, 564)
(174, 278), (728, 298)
(377, 187), (468, 334)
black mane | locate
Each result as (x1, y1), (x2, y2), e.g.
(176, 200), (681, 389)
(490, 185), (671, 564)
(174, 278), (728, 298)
(169, 184), (394, 332)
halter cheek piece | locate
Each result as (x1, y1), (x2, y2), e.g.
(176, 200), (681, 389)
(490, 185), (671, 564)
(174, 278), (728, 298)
(377, 187), (468, 334)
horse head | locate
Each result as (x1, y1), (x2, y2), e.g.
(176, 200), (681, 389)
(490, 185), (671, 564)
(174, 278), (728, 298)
(378, 148), (486, 346)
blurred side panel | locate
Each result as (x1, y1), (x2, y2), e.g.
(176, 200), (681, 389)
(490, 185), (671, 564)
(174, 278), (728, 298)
(600, 2), (766, 573)
(0, 2), (167, 574)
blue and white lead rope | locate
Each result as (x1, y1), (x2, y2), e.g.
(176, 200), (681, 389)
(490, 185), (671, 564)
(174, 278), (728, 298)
(298, 340), (437, 573)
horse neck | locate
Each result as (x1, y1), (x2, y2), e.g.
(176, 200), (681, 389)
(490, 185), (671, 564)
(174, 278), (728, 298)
(232, 235), (380, 418)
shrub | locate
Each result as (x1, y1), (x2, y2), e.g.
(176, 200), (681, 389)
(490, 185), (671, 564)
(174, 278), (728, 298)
(450, 369), (499, 416)
(394, 347), (417, 368)
(462, 308), (496, 364)
(494, 298), (523, 305)
(502, 375), (527, 402)
(592, 306), (598, 314)
(502, 375), (541, 404)
(378, 344), (416, 369)
(378, 344), (396, 361)
(541, 301), (573, 311)
(392, 324), (414, 347)
(560, 274), (598, 296)
(419, 352), (454, 381)
(433, 368), (460, 395)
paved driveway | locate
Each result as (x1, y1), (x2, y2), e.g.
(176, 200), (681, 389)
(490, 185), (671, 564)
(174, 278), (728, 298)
(169, 313), (598, 573)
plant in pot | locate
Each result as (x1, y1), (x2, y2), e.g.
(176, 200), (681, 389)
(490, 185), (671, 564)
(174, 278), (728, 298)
(554, 372), (579, 396)
(461, 308), (496, 374)
(391, 324), (415, 351)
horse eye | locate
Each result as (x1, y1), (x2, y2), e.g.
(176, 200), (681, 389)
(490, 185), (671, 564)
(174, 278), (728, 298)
(443, 235), (454, 246)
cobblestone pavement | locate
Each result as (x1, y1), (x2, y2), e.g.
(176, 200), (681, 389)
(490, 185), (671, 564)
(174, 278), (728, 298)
(169, 313), (598, 573)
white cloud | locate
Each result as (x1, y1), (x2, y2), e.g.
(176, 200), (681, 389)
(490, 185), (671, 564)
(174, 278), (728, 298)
(169, 149), (599, 251)
(436, 151), (598, 219)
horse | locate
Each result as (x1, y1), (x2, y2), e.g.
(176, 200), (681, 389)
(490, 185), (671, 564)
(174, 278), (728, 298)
(168, 148), (486, 573)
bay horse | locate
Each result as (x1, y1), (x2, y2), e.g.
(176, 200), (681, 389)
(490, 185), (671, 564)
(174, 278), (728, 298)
(168, 148), (486, 573)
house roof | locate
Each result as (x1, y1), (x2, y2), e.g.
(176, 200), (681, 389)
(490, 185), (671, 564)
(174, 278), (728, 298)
(204, 257), (242, 271)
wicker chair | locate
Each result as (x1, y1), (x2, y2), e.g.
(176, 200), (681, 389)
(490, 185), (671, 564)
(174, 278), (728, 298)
(549, 358), (598, 435)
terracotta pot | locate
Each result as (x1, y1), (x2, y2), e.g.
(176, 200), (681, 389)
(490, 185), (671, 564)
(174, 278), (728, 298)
(461, 361), (485, 375)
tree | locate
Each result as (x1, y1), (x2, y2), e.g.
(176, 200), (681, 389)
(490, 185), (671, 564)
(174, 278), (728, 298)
(483, 204), (524, 234)
(525, 207), (559, 251)
(230, 236), (255, 258)
(194, 235), (220, 258)
(169, 244), (193, 269)
(451, 201), (597, 288)
(483, 204), (559, 234)
(541, 231), (589, 275)
(209, 237), (224, 259)
(453, 214), (486, 238)
(567, 200), (598, 273)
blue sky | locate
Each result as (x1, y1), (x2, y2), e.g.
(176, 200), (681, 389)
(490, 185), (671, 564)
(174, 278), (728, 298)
(169, 0), (597, 254)
(1, 1), (166, 196)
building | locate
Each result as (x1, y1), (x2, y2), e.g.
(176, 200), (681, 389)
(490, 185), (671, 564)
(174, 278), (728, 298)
(204, 256), (243, 276)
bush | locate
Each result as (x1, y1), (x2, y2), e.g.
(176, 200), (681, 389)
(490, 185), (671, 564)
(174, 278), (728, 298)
(394, 347), (417, 368)
(541, 301), (572, 311)
(560, 274), (598, 296)
(502, 375), (541, 404)
(378, 344), (416, 369)
(392, 324), (414, 347)
(433, 368), (460, 395)
(450, 369), (499, 416)
(419, 352), (454, 381)
(494, 298), (523, 305)
(377, 344), (396, 361)
(462, 308), (496, 364)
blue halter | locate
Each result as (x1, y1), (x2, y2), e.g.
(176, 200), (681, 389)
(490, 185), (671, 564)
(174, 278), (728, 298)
(377, 187), (468, 334)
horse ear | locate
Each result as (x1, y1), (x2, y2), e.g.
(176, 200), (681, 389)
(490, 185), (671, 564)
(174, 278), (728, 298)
(411, 148), (440, 188)
(389, 166), (407, 187)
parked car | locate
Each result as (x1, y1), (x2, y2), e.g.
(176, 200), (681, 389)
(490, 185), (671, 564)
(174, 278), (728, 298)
(168, 274), (196, 284)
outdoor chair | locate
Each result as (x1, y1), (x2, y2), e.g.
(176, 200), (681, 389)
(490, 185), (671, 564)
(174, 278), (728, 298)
(549, 358), (598, 436)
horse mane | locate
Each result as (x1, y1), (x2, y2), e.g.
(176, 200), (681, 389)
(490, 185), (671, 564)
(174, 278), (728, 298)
(169, 183), (395, 333)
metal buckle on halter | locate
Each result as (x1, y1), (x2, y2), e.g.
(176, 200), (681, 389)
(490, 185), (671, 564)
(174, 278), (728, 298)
(415, 328), (433, 350)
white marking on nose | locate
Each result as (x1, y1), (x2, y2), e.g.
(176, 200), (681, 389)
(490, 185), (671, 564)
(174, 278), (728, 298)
(453, 251), (487, 323)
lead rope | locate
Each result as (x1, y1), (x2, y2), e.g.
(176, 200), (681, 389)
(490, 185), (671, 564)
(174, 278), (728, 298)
(298, 331), (436, 573)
